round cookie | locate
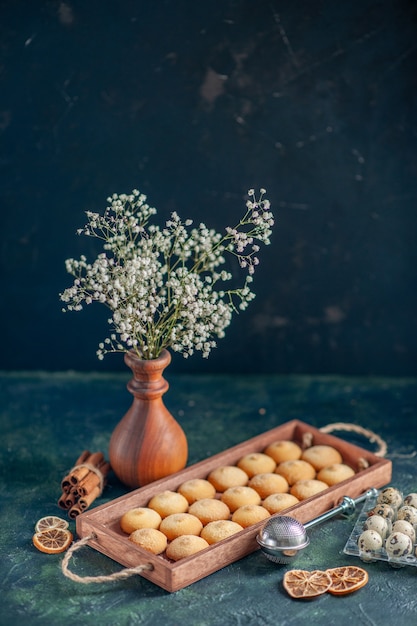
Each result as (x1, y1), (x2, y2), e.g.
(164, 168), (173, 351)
(248, 472), (289, 498)
(188, 498), (231, 525)
(159, 513), (203, 540)
(147, 490), (189, 518)
(177, 478), (216, 504)
(275, 459), (316, 485)
(220, 486), (261, 512)
(166, 535), (210, 561)
(301, 445), (342, 471)
(262, 492), (299, 514)
(207, 465), (249, 492)
(128, 528), (167, 554)
(263, 440), (302, 463)
(232, 504), (271, 528)
(120, 507), (162, 534)
(200, 520), (243, 544)
(317, 463), (355, 486)
(237, 452), (276, 477)
(290, 479), (328, 500)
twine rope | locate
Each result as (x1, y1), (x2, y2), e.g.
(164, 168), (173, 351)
(61, 535), (153, 584)
(319, 422), (388, 457)
(71, 463), (105, 495)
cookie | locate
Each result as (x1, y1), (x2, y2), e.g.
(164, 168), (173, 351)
(188, 498), (231, 525)
(301, 445), (342, 471)
(248, 472), (289, 498)
(220, 486), (261, 512)
(120, 507), (162, 534)
(177, 478), (216, 504)
(200, 520), (243, 544)
(237, 452), (276, 477)
(165, 535), (209, 561)
(128, 528), (167, 554)
(263, 440), (302, 463)
(290, 479), (328, 500)
(159, 513), (203, 541)
(207, 465), (249, 492)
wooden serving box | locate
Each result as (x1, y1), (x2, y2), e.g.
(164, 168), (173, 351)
(76, 420), (391, 592)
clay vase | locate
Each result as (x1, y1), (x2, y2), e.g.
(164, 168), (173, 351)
(109, 349), (188, 488)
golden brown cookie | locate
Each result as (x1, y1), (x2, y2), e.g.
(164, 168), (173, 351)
(317, 463), (355, 486)
(159, 513), (203, 541)
(231, 504), (271, 528)
(188, 498), (231, 525)
(290, 479), (328, 500)
(120, 507), (162, 534)
(165, 535), (210, 561)
(248, 472), (289, 498)
(200, 520), (243, 544)
(262, 492), (299, 514)
(147, 490), (189, 518)
(128, 528), (167, 554)
(275, 459), (316, 485)
(263, 440), (302, 463)
(301, 445), (342, 471)
(177, 478), (216, 504)
(237, 452), (277, 477)
(207, 465), (249, 492)
(220, 486), (261, 512)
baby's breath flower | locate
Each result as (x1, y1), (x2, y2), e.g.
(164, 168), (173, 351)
(60, 188), (274, 360)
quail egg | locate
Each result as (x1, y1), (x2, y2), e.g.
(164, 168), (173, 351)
(368, 503), (395, 520)
(377, 487), (403, 510)
(392, 519), (416, 543)
(357, 529), (383, 559)
(363, 514), (391, 539)
(397, 505), (417, 528)
(385, 531), (413, 559)
(403, 493), (417, 509)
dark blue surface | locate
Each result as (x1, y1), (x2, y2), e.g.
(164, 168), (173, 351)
(1, 370), (417, 625)
(0, 0), (416, 375)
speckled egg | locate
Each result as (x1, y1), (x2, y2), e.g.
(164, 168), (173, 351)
(377, 487), (403, 510)
(403, 493), (417, 509)
(385, 531), (413, 559)
(397, 505), (417, 527)
(357, 529), (383, 555)
(363, 514), (391, 539)
(368, 503), (395, 520)
(392, 520), (416, 543)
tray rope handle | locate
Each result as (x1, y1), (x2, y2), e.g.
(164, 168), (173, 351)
(302, 422), (387, 460)
(61, 534), (153, 584)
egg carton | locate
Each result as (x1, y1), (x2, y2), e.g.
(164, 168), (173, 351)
(343, 489), (417, 568)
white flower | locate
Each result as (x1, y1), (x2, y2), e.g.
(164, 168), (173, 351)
(60, 188), (274, 360)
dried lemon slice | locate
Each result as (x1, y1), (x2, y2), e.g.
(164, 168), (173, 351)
(33, 528), (73, 554)
(326, 566), (369, 595)
(35, 516), (69, 533)
(283, 569), (332, 599)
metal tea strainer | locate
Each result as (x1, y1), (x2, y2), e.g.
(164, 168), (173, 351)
(257, 487), (377, 564)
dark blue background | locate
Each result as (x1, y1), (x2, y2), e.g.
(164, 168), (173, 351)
(1, 0), (416, 375)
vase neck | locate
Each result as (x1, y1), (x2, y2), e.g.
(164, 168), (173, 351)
(124, 349), (171, 400)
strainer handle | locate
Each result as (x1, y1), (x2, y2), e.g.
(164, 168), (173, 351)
(304, 488), (377, 530)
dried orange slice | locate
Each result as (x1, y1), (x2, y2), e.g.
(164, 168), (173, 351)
(35, 516), (69, 533)
(326, 566), (369, 595)
(283, 569), (332, 599)
(33, 528), (73, 554)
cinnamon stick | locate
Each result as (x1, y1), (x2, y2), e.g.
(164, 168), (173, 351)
(69, 452), (104, 485)
(79, 485), (101, 510)
(58, 450), (109, 517)
(68, 504), (82, 519)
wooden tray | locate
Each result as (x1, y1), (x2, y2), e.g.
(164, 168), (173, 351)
(76, 420), (392, 592)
